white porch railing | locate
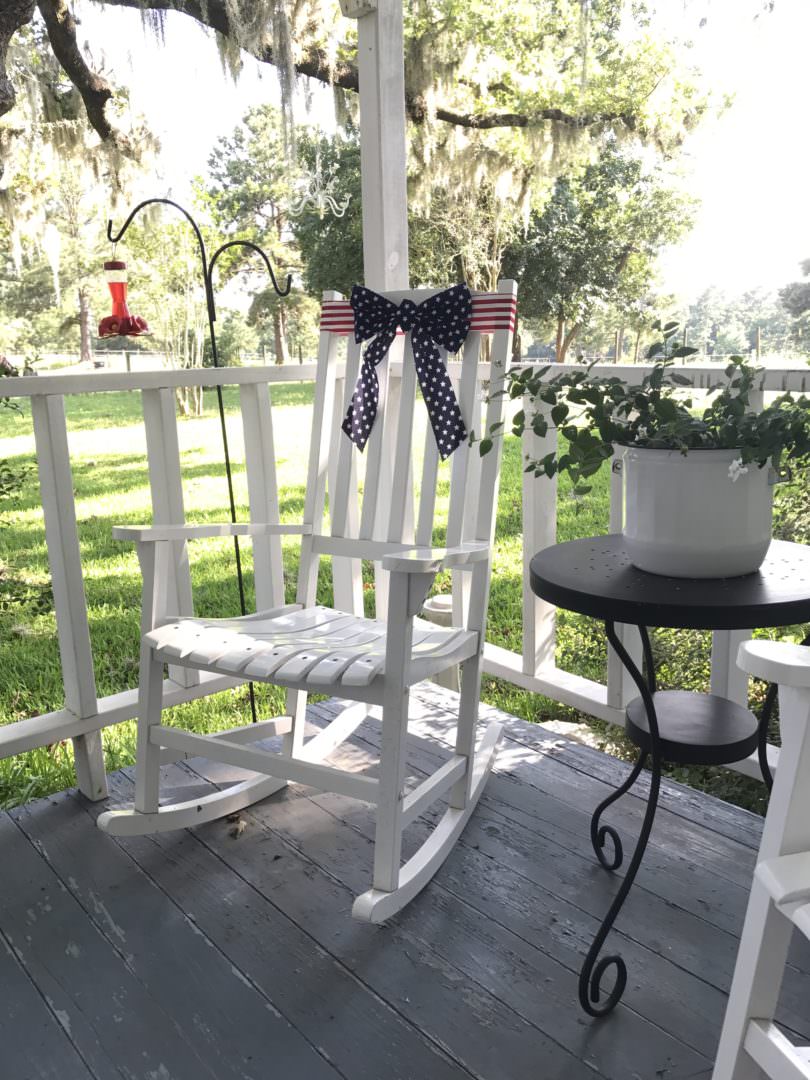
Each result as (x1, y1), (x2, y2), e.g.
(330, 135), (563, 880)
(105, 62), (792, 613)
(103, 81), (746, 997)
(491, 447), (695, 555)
(2, 361), (807, 799)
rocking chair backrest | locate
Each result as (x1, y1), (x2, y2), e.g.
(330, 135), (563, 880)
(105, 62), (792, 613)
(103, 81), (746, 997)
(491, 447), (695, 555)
(298, 280), (517, 623)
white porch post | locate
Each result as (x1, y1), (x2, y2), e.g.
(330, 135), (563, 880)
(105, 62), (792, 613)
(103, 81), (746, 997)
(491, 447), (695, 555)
(342, 0), (411, 612)
(342, 0), (410, 290)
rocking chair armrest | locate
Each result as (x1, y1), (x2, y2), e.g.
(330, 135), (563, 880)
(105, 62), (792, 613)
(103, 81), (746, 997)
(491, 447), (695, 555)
(382, 542), (490, 575)
(738, 639), (810, 689)
(112, 522), (312, 543)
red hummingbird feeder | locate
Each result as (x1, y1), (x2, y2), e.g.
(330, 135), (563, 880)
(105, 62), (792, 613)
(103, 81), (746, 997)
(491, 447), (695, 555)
(97, 260), (149, 338)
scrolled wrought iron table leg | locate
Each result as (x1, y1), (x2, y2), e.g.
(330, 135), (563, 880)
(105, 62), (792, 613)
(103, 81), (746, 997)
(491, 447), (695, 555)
(590, 749), (649, 870)
(589, 625), (656, 871)
(579, 621), (662, 1018)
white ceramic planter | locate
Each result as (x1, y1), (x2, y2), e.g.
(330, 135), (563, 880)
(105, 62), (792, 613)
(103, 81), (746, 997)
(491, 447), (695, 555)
(621, 447), (776, 578)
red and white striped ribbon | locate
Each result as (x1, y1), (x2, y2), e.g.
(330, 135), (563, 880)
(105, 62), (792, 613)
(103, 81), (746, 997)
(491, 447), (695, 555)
(320, 292), (517, 336)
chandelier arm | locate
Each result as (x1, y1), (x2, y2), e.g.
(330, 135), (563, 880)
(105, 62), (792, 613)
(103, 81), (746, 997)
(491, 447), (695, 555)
(323, 193), (351, 218)
(286, 192), (311, 217)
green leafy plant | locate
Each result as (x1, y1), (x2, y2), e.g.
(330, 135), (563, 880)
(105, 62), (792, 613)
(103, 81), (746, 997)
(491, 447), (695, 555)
(646, 316), (700, 364)
(484, 331), (810, 498)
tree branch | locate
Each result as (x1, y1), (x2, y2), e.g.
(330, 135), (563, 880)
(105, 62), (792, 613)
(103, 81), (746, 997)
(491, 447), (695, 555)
(1, 0), (639, 150)
(429, 103), (637, 131)
(109, 0), (360, 90)
(36, 0), (134, 153)
(85, 0), (639, 134)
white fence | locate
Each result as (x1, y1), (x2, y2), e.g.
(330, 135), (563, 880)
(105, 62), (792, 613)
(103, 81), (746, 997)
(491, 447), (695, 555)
(2, 360), (807, 799)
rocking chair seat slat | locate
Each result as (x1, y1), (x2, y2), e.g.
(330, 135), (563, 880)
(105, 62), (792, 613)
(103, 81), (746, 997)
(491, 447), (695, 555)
(145, 608), (477, 690)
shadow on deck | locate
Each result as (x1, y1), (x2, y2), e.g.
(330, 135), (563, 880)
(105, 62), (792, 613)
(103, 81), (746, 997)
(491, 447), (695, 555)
(2, 684), (809, 1080)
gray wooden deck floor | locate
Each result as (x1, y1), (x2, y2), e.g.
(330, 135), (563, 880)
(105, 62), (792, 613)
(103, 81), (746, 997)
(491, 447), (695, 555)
(3, 684), (809, 1080)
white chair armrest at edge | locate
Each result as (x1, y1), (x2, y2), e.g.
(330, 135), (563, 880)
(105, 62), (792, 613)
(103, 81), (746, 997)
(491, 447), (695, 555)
(381, 542), (490, 575)
(737, 639), (810, 689)
(112, 522), (312, 543)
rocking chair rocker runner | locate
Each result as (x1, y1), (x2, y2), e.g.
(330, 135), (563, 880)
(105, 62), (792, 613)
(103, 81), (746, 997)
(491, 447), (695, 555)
(98, 280), (517, 923)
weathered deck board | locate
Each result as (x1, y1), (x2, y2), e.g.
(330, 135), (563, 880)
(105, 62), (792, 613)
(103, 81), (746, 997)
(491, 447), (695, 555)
(0, 913), (93, 1080)
(2, 684), (809, 1080)
(11, 798), (344, 1080)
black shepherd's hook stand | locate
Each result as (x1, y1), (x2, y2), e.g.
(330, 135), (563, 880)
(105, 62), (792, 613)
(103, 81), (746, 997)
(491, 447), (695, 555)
(107, 198), (292, 723)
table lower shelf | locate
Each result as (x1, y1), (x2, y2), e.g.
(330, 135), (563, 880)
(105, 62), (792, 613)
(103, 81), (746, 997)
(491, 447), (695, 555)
(626, 690), (759, 766)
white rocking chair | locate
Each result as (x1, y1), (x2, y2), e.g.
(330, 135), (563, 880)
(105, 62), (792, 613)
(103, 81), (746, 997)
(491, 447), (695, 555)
(713, 639), (810, 1079)
(98, 280), (517, 923)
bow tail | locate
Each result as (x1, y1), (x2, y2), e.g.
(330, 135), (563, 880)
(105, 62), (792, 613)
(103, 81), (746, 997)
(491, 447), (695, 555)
(411, 329), (467, 460)
(341, 356), (379, 451)
(341, 327), (396, 452)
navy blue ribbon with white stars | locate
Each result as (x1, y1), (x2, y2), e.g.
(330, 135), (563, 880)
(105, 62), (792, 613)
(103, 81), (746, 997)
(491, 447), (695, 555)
(341, 283), (472, 460)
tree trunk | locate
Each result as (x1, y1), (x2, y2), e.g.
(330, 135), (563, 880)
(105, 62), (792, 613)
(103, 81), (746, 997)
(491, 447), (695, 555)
(633, 328), (642, 363)
(78, 285), (92, 364)
(616, 324), (625, 362)
(511, 321), (522, 364)
(175, 386), (190, 417)
(0, 1), (36, 123)
(273, 307), (289, 365)
(558, 324), (580, 364)
(555, 315), (565, 362)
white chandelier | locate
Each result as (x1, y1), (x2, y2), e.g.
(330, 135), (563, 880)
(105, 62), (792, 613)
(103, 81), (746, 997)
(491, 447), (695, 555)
(287, 151), (351, 220)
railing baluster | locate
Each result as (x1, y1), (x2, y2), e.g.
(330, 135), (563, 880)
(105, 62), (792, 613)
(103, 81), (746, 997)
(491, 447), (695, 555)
(522, 397), (557, 675)
(31, 394), (106, 800)
(240, 383), (284, 610)
(606, 449), (644, 708)
(329, 369), (364, 615)
(141, 387), (197, 688)
(707, 388), (764, 707)
(711, 630), (751, 705)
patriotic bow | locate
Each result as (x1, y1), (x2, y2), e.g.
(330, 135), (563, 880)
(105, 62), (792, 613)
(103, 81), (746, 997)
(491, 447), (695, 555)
(341, 283), (472, 459)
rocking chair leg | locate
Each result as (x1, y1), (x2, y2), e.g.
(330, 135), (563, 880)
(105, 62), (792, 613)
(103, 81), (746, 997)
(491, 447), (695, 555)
(373, 688), (410, 893)
(284, 687), (308, 758)
(134, 646), (165, 814)
(450, 654), (482, 810)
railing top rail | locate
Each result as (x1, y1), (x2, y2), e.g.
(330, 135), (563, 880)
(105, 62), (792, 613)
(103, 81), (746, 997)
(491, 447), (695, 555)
(0, 364), (321, 398)
(0, 358), (494, 400)
(515, 361), (810, 394)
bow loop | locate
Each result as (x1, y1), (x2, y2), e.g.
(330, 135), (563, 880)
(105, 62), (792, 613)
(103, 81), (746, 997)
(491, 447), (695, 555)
(415, 285), (473, 354)
(352, 289), (398, 346)
(341, 283), (472, 459)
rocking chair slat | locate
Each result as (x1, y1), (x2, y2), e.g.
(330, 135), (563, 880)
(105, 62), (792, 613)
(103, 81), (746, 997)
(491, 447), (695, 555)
(102, 280), (517, 925)
(358, 352), (391, 542)
(447, 333), (483, 628)
(416, 414), (440, 548)
(387, 335), (418, 545)
(447, 333), (482, 551)
(330, 339), (364, 615)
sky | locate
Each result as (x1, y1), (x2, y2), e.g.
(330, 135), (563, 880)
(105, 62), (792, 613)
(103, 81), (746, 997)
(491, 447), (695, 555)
(76, 2), (335, 191)
(655, 0), (810, 298)
(75, 0), (809, 304)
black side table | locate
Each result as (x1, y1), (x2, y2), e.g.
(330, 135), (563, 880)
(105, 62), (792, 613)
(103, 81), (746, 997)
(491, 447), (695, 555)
(529, 535), (810, 1018)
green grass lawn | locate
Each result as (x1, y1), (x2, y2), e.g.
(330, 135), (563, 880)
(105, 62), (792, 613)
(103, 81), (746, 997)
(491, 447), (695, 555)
(0, 382), (798, 814)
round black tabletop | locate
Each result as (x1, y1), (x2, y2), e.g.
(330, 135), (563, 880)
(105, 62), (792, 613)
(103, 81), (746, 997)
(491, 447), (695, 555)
(529, 536), (810, 630)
